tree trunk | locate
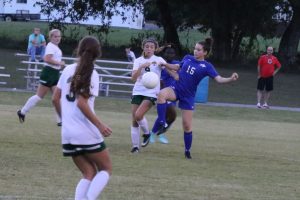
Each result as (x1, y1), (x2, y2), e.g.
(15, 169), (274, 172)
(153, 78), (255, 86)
(210, 1), (233, 61)
(278, 1), (300, 71)
(155, 0), (182, 53)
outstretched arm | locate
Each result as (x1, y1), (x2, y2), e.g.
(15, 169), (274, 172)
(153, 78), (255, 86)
(214, 72), (239, 83)
(163, 63), (180, 71)
(165, 68), (179, 80)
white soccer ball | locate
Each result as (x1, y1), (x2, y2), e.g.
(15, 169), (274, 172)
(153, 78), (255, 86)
(141, 72), (159, 89)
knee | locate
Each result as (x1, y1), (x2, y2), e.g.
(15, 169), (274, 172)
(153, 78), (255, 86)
(82, 168), (97, 180)
(157, 92), (167, 104)
(134, 112), (143, 122)
(100, 162), (112, 176)
(132, 119), (138, 127)
(182, 122), (192, 132)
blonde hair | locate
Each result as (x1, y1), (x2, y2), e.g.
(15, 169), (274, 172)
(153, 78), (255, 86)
(48, 29), (61, 39)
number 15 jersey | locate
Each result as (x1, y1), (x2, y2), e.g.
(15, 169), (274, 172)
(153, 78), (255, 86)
(174, 55), (219, 98)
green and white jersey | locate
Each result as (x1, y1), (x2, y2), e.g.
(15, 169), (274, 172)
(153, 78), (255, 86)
(44, 42), (62, 70)
(57, 63), (102, 145)
(132, 55), (166, 98)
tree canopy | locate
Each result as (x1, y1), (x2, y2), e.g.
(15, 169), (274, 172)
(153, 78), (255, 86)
(37, 0), (299, 70)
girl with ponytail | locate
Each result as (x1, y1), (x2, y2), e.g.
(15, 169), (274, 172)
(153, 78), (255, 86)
(52, 36), (112, 200)
(150, 38), (239, 159)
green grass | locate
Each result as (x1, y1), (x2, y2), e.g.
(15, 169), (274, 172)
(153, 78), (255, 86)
(0, 91), (300, 200)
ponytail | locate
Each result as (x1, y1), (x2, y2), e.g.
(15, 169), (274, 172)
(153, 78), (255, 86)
(70, 36), (101, 98)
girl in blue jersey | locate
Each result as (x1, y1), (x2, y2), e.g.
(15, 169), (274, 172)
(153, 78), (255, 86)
(150, 45), (180, 144)
(151, 38), (239, 159)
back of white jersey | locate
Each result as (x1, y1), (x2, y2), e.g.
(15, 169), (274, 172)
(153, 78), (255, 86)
(57, 63), (102, 145)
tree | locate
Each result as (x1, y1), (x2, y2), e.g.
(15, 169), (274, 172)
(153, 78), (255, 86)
(278, 0), (300, 71)
(36, 0), (145, 35)
(145, 0), (283, 61)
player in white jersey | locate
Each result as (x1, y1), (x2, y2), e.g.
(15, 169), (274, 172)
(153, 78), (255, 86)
(130, 38), (179, 153)
(52, 36), (112, 200)
(18, 29), (65, 126)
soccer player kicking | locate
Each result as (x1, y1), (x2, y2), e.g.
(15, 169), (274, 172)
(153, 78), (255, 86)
(151, 38), (239, 159)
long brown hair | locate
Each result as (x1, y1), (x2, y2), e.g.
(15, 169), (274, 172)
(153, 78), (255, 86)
(70, 36), (101, 98)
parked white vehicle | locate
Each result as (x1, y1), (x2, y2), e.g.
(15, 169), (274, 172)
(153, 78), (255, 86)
(0, 0), (144, 29)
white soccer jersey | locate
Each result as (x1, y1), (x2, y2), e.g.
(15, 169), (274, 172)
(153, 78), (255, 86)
(44, 42), (63, 70)
(132, 55), (166, 98)
(57, 63), (102, 145)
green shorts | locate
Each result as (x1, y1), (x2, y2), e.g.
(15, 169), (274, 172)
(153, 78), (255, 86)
(39, 66), (60, 87)
(131, 95), (157, 105)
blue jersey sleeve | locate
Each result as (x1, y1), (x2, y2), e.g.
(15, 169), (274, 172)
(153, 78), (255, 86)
(206, 62), (219, 79)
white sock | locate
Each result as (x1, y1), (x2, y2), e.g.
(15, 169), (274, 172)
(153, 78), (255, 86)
(137, 117), (149, 135)
(75, 179), (91, 200)
(86, 171), (110, 200)
(21, 95), (42, 114)
(131, 126), (140, 148)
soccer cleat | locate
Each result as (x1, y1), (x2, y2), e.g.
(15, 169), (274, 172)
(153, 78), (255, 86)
(131, 147), (139, 153)
(17, 110), (25, 123)
(57, 122), (62, 127)
(156, 122), (168, 135)
(157, 123), (170, 135)
(141, 134), (151, 147)
(150, 132), (156, 143)
(256, 103), (262, 108)
(185, 151), (192, 159)
(158, 134), (169, 144)
(262, 103), (270, 109)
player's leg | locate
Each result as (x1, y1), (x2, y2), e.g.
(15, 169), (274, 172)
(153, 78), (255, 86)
(134, 99), (153, 147)
(156, 104), (177, 144)
(152, 87), (176, 134)
(181, 109), (193, 159)
(51, 85), (62, 126)
(72, 155), (97, 200)
(131, 103), (140, 152)
(18, 84), (49, 123)
(85, 149), (112, 200)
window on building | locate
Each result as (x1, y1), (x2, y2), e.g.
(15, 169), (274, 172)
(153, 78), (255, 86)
(17, 0), (27, 3)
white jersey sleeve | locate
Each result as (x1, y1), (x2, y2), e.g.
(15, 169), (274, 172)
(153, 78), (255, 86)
(90, 69), (99, 97)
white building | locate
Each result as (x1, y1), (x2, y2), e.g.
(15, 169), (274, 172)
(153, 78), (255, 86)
(0, 0), (144, 29)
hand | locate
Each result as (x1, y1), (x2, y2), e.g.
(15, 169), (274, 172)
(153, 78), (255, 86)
(140, 62), (151, 68)
(60, 61), (65, 67)
(98, 123), (112, 137)
(231, 72), (239, 81)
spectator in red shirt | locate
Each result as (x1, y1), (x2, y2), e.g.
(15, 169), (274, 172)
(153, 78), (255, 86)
(256, 46), (281, 108)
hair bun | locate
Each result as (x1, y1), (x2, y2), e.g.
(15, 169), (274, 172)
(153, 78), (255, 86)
(205, 38), (213, 47)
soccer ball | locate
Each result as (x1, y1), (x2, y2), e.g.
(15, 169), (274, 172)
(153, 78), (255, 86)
(141, 72), (159, 89)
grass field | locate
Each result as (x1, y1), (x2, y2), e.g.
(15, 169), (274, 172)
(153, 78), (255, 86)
(0, 91), (300, 200)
